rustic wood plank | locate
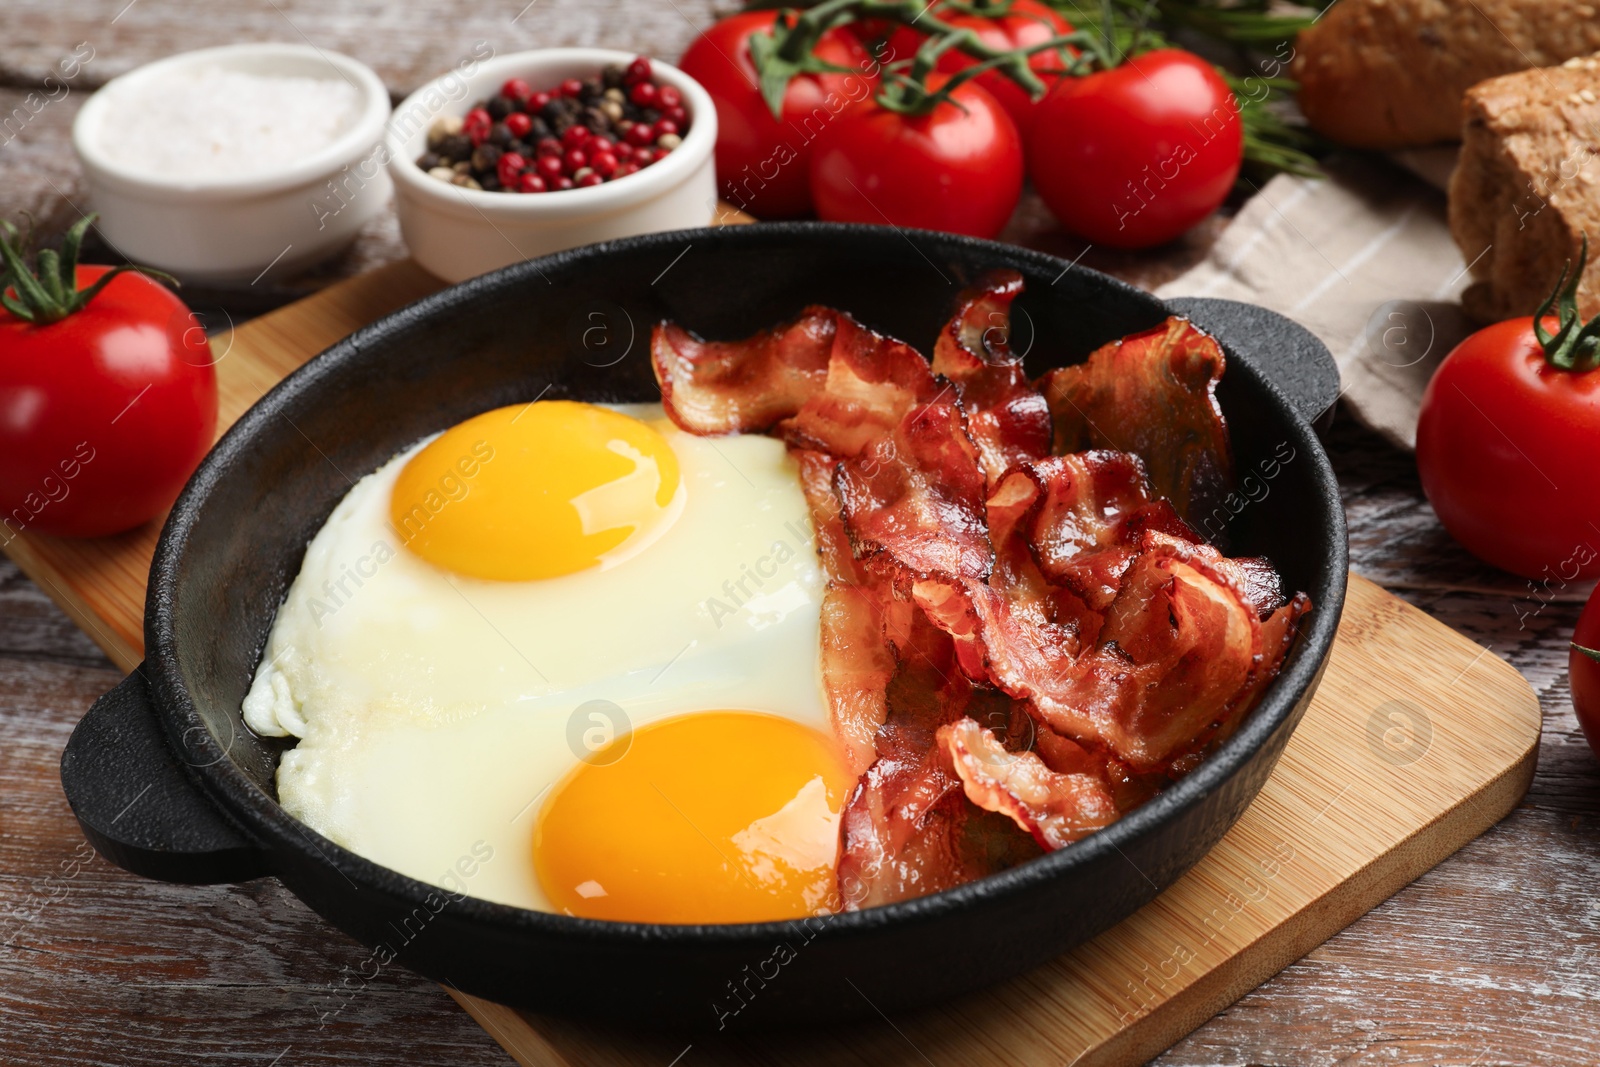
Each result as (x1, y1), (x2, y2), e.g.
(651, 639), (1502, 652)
(0, 628), (510, 1067)
(0, 0), (727, 95)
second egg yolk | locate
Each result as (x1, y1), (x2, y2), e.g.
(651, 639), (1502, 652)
(388, 400), (681, 582)
(534, 712), (855, 924)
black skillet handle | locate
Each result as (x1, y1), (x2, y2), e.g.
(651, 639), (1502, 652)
(60, 667), (268, 884)
(1164, 296), (1340, 436)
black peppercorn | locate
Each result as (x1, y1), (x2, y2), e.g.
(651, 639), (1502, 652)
(436, 133), (472, 162)
(471, 142), (503, 171)
(601, 64), (625, 89)
(487, 95), (513, 120)
(640, 108), (661, 124)
(488, 122), (512, 147)
(529, 117), (551, 140)
(416, 150), (441, 170)
(584, 106), (612, 134)
(480, 175), (502, 192)
(508, 139), (532, 158)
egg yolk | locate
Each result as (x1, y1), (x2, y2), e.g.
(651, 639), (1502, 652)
(389, 400), (681, 581)
(534, 712), (855, 924)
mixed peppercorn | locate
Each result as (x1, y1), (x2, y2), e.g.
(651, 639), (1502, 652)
(417, 57), (690, 193)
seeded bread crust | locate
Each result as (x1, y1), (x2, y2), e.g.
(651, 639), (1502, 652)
(1449, 55), (1600, 323)
(1294, 0), (1600, 149)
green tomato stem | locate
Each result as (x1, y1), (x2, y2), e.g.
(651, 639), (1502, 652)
(1533, 236), (1600, 373)
(0, 213), (177, 325)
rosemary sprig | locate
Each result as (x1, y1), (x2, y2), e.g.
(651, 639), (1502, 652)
(1153, 0), (1324, 45)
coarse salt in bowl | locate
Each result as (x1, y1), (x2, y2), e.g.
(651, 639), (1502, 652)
(96, 67), (365, 180)
(73, 44), (393, 283)
(385, 49), (718, 283)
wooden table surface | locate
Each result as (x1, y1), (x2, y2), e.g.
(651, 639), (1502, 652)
(3, 4), (1597, 1065)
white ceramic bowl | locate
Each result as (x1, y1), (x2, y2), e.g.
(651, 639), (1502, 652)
(73, 43), (393, 284)
(385, 48), (718, 283)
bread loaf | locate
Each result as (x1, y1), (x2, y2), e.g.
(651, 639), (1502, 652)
(1449, 55), (1600, 323)
(1294, 0), (1600, 149)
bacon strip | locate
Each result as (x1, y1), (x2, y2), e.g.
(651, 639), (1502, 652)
(837, 648), (1041, 910)
(1038, 317), (1233, 528)
(1015, 452), (1195, 611)
(820, 583), (896, 777)
(834, 388), (993, 587)
(652, 309), (835, 435)
(1025, 532), (1275, 769)
(938, 717), (1117, 850)
(797, 447), (914, 775)
(1031, 724), (1167, 814)
(917, 526), (1287, 770)
(793, 447), (860, 585)
(931, 271), (1052, 485)
(779, 313), (941, 459)
(1209, 591), (1312, 751)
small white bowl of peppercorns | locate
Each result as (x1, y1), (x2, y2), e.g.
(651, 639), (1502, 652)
(385, 48), (717, 283)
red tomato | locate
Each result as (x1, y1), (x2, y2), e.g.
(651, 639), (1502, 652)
(679, 10), (875, 218)
(808, 75), (1023, 239)
(1571, 588), (1600, 762)
(1, 265), (218, 538)
(1027, 49), (1242, 249)
(885, 0), (1073, 138)
(1416, 316), (1600, 581)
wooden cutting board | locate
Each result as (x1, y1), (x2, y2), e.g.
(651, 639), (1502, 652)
(3, 257), (1541, 1067)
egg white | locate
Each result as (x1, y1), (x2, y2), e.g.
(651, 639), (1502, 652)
(243, 405), (828, 912)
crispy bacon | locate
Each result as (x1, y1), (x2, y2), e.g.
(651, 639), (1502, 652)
(1024, 532), (1273, 769)
(799, 447), (918, 775)
(938, 717), (1117, 850)
(1209, 590), (1312, 750)
(1031, 725), (1167, 814)
(1233, 556), (1290, 619)
(793, 447), (860, 585)
(916, 525), (1290, 770)
(1014, 452), (1196, 611)
(780, 313), (941, 459)
(931, 271), (1053, 485)
(837, 650), (1042, 910)
(908, 456), (1104, 688)
(650, 283), (1309, 903)
(834, 388), (993, 586)
(1037, 317), (1233, 528)
(652, 309), (835, 434)
(820, 583), (896, 777)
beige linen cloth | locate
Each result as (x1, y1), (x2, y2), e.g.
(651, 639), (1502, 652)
(1157, 152), (1473, 450)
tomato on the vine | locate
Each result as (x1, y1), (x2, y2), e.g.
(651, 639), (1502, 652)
(1570, 588), (1600, 763)
(1, 217), (217, 539)
(679, 10), (876, 219)
(1416, 259), (1600, 582)
(884, 0), (1073, 137)
(808, 74), (1023, 238)
(1027, 48), (1242, 249)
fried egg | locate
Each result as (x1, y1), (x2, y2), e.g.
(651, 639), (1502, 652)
(243, 400), (845, 922)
